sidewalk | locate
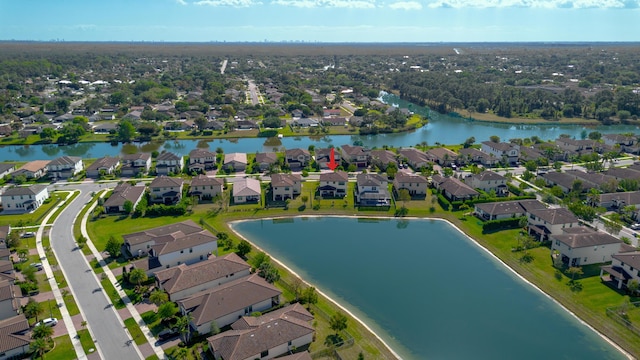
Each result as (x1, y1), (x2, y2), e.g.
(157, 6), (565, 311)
(81, 189), (166, 360)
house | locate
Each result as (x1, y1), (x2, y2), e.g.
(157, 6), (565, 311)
(154, 253), (251, 301)
(465, 171), (508, 196)
(427, 147), (457, 167)
(481, 141), (519, 165)
(1, 185), (49, 213)
(393, 172), (428, 197)
(12, 160), (50, 179)
(315, 148), (341, 170)
(0, 124), (12, 137)
(370, 150), (398, 170)
(341, 145), (370, 168)
(291, 118), (319, 127)
(597, 191), (640, 213)
(86, 156), (120, 178)
(177, 274), (281, 334)
(0, 163), (16, 181)
(47, 156), (83, 180)
(600, 251), (640, 290)
(605, 168), (640, 182)
(356, 173), (390, 206)
(224, 153), (248, 172)
(323, 109), (341, 117)
(190, 175), (224, 201)
(431, 174), (479, 202)
(236, 119), (258, 130)
(92, 122), (118, 134)
(207, 303), (314, 360)
(539, 171), (590, 193)
(103, 183), (145, 214)
(233, 178), (261, 204)
(551, 227), (622, 266)
(318, 171), (348, 198)
(148, 176), (184, 205)
(458, 148), (500, 167)
(285, 148), (311, 169)
(0, 279), (20, 319)
(271, 173), (302, 201)
(0, 315), (31, 359)
(564, 170), (617, 192)
(322, 117), (347, 126)
(155, 152), (184, 176)
(188, 149), (217, 173)
(474, 199), (546, 221)
(603, 133), (635, 149)
(120, 153), (152, 177)
(123, 220), (213, 258)
(255, 152), (278, 172)
(527, 207), (580, 241)
(397, 148), (430, 169)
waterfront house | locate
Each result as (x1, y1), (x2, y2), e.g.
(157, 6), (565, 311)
(551, 227), (622, 267)
(370, 149), (398, 170)
(271, 173), (302, 201)
(539, 171), (590, 193)
(103, 183), (145, 214)
(341, 145), (370, 168)
(255, 152), (278, 172)
(233, 178), (261, 204)
(431, 174), (479, 202)
(47, 156), (83, 180)
(224, 153), (247, 172)
(397, 148), (429, 169)
(603, 133), (635, 149)
(465, 171), (508, 196)
(120, 153), (151, 177)
(207, 303), (314, 360)
(0, 315), (30, 359)
(123, 220), (210, 258)
(527, 207), (580, 242)
(458, 148), (500, 167)
(315, 148), (341, 170)
(393, 171), (428, 197)
(427, 147), (457, 167)
(1, 185), (49, 213)
(177, 274), (281, 335)
(474, 199), (545, 221)
(155, 152), (184, 176)
(190, 175), (224, 201)
(355, 173), (391, 207)
(92, 122), (118, 134)
(86, 156), (120, 178)
(188, 149), (217, 173)
(601, 251), (640, 290)
(481, 141), (519, 165)
(318, 171), (348, 198)
(12, 160), (50, 180)
(148, 176), (184, 205)
(154, 253), (251, 301)
(0, 164), (16, 181)
(285, 148), (311, 169)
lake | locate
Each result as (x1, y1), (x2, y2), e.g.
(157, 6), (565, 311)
(231, 217), (627, 360)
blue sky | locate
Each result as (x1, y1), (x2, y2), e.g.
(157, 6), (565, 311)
(1, 0), (638, 42)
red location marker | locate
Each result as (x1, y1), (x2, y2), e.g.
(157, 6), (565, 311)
(328, 147), (338, 170)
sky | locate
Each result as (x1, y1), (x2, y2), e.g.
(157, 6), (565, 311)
(0, 0), (638, 42)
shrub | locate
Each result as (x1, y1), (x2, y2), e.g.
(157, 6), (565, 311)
(482, 216), (526, 233)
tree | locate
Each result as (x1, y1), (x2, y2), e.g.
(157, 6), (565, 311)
(104, 236), (122, 258)
(489, 135), (500, 143)
(23, 297), (43, 323)
(603, 218), (623, 235)
(76, 235), (87, 249)
(149, 290), (169, 306)
(262, 116), (282, 129)
(258, 261), (281, 283)
(123, 200), (134, 214)
(157, 302), (178, 321)
(566, 266), (583, 282)
(128, 268), (148, 286)
(463, 136), (475, 148)
(117, 120), (136, 142)
(329, 312), (348, 334)
(194, 116), (208, 132)
(397, 189), (411, 206)
(176, 313), (194, 344)
(30, 337), (51, 359)
(627, 279), (640, 296)
(32, 323), (54, 340)
(302, 286), (318, 309)
(236, 240), (252, 257)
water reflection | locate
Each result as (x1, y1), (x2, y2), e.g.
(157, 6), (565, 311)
(41, 144), (61, 157)
(60, 143), (96, 157)
(14, 145), (36, 157)
(196, 140), (209, 149)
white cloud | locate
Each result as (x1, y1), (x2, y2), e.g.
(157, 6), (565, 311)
(426, 0), (636, 8)
(272, 0), (377, 8)
(389, 1), (423, 9)
(195, 0), (261, 6)
(176, 0), (188, 5)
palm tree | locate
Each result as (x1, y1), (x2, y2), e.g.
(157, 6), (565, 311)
(176, 313), (194, 344)
(32, 324), (54, 340)
(149, 290), (168, 306)
(30, 337), (51, 359)
(128, 268), (148, 287)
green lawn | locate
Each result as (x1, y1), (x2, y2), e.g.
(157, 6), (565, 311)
(46, 335), (76, 360)
(124, 317), (148, 346)
(76, 328), (96, 355)
(0, 193), (63, 227)
(101, 277), (125, 309)
(46, 191), (80, 225)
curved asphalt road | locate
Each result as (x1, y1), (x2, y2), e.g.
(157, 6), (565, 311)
(50, 182), (141, 360)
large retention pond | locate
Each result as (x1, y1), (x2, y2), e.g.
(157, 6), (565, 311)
(231, 217), (626, 360)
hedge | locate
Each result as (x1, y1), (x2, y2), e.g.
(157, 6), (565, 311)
(482, 216), (526, 233)
(437, 192), (450, 211)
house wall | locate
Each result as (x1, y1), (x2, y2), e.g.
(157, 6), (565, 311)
(1, 188), (49, 213)
(394, 181), (427, 196)
(0, 344), (29, 360)
(467, 178), (506, 192)
(191, 185), (222, 199)
(272, 186), (294, 201)
(528, 215), (578, 236)
(169, 268), (251, 301)
(551, 241), (620, 266)
(158, 241), (217, 268)
(195, 297), (275, 334)
(612, 258), (640, 283)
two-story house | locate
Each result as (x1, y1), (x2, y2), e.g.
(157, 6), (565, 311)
(47, 156), (83, 180)
(355, 173), (390, 207)
(341, 145), (370, 169)
(0, 163), (16, 181)
(188, 149), (217, 173)
(431, 174), (479, 202)
(255, 152), (278, 172)
(155, 152), (184, 175)
(224, 153), (247, 172)
(527, 207), (580, 242)
(285, 148), (311, 169)
(103, 183), (146, 214)
(0, 279), (20, 320)
(120, 153), (152, 177)
(318, 171), (348, 198)
(271, 173), (302, 201)
(190, 175), (224, 201)
(123, 220), (209, 258)
(481, 141), (519, 166)
(86, 156), (120, 178)
(1, 185), (49, 213)
(148, 176), (184, 204)
(551, 227), (622, 267)
(393, 172), (428, 197)
(154, 253), (251, 301)
(315, 148), (341, 170)
(601, 251), (640, 290)
(465, 171), (508, 196)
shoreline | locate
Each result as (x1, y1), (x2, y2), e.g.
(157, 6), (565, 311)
(229, 214), (634, 360)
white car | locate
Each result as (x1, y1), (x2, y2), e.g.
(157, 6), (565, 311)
(37, 318), (58, 327)
(631, 224), (640, 230)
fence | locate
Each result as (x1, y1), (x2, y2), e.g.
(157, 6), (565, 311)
(606, 301), (640, 337)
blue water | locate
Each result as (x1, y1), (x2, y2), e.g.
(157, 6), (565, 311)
(232, 217), (626, 360)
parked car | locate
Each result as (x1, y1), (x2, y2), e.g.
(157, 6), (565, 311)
(631, 224), (640, 230)
(37, 318), (58, 327)
(21, 232), (36, 238)
(157, 328), (178, 341)
(30, 263), (43, 271)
